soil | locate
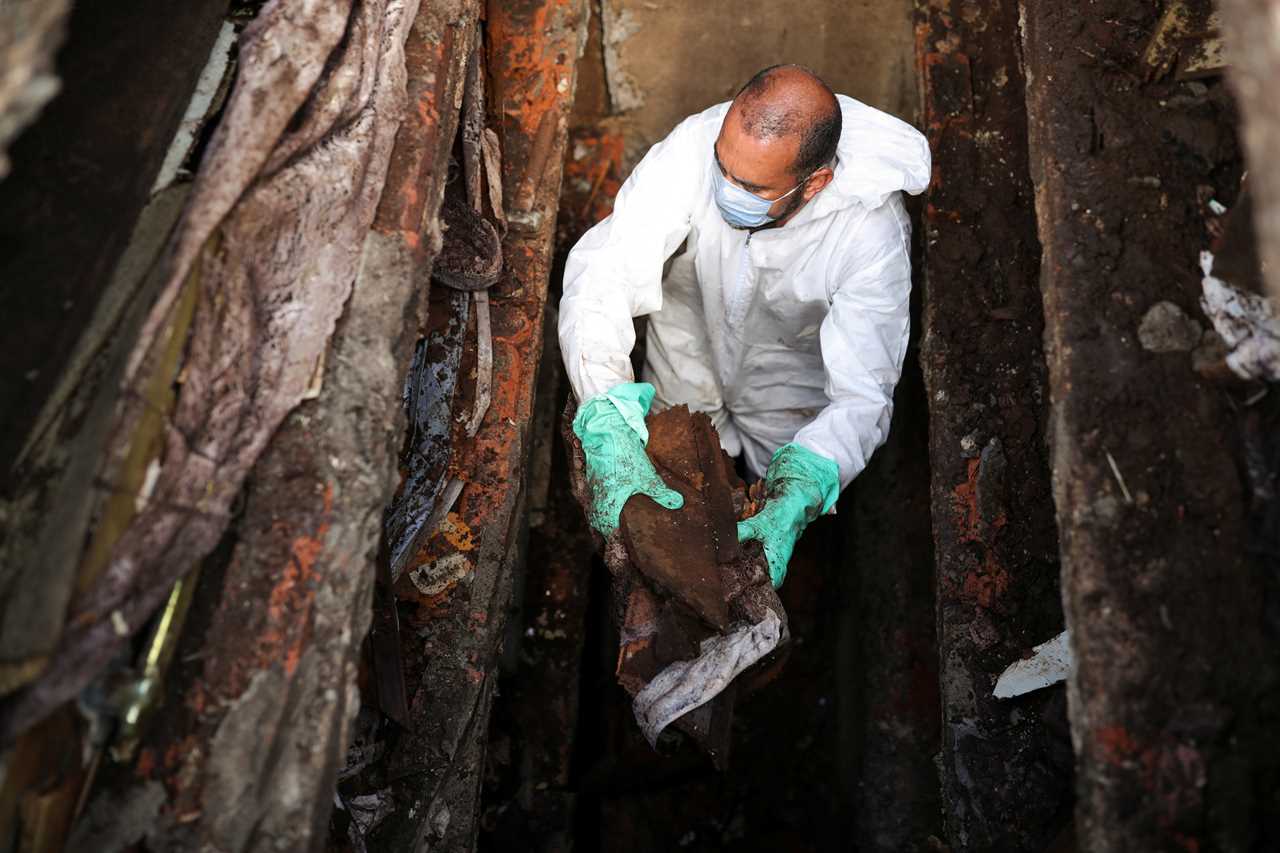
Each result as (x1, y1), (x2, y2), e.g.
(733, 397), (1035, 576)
(918, 0), (1074, 846)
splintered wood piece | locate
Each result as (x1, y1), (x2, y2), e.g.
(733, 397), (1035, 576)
(620, 494), (730, 631)
(621, 405), (740, 629)
(616, 585), (662, 696)
(643, 405), (705, 484)
(691, 413), (740, 565)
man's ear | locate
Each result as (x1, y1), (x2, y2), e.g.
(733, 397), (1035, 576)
(802, 166), (834, 201)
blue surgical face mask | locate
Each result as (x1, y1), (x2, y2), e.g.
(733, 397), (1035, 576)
(711, 159), (807, 229)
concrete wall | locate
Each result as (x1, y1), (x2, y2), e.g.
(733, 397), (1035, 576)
(589, 0), (918, 162)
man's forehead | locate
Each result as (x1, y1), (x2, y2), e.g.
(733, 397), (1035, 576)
(715, 114), (800, 189)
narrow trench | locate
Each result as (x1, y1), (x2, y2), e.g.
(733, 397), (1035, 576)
(473, 2), (948, 847)
(478, 28), (940, 839)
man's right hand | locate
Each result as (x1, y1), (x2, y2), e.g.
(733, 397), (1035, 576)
(573, 382), (684, 537)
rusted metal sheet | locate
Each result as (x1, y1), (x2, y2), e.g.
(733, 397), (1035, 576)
(915, 0), (1073, 848)
(1022, 0), (1280, 848)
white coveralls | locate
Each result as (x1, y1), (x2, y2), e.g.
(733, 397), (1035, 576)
(558, 95), (931, 489)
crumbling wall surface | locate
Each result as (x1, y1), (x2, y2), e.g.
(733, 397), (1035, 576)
(1220, 0), (1280, 301)
(1022, 0), (1280, 848)
(66, 2), (478, 851)
(596, 0), (918, 163)
(916, 0), (1074, 848)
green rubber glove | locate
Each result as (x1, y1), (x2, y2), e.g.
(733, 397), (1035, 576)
(573, 382), (684, 537)
(737, 443), (840, 588)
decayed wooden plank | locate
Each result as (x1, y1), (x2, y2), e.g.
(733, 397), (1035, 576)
(67, 4), (478, 848)
(0, 0), (406, 746)
(366, 2), (590, 849)
(0, 0), (228, 703)
(915, 1), (1073, 848)
(1022, 0), (1280, 848)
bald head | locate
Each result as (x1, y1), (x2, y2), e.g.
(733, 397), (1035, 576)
(730, 65), (841, 179)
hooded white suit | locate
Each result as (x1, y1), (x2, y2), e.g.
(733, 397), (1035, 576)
(558, 95), (931, 490)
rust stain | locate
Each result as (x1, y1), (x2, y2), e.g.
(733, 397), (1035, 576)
(950, 458), (1012, 607)
(257, 482), (333, 678)
(135, 747), (157, 779)
(952, 457), (982, 534)
(1096, 724), (1140, 765)
(961, 556), (1011, 609)
(490, 0), (578, 137)
(415, 92), (440, 129)
(440, 511), (475, 552)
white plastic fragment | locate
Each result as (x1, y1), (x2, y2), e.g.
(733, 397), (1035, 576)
(633, 609), (783, 746)
(111, 610), (130, 637)
(134, 457), (163, 512)
(151, 21), (237, 194)
(993, 630), (1071, 699)
(1199, 251), (1280, 382)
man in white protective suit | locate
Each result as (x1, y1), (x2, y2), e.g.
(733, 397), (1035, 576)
(559, 65), (931, 586)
